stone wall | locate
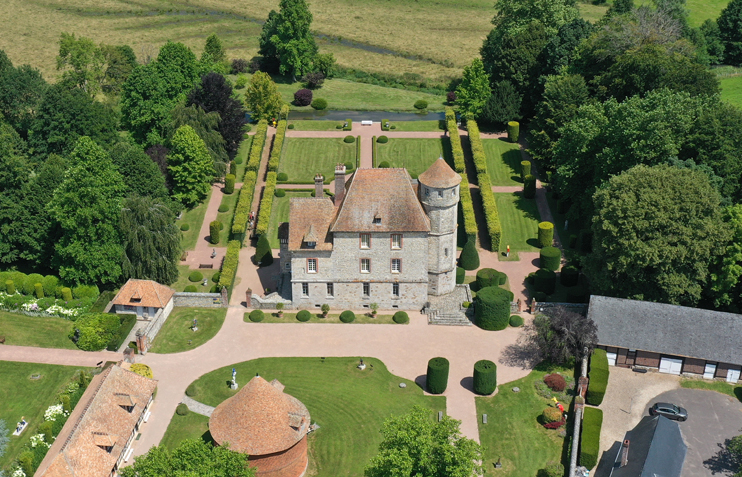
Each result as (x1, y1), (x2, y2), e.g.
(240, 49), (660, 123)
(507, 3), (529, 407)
(173, 292), (225, 308)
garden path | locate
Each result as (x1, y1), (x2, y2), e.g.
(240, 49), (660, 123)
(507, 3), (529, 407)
(183, 183), (228, 270)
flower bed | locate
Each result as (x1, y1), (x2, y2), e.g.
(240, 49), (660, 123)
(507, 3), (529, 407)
(0, 292), (85, 319)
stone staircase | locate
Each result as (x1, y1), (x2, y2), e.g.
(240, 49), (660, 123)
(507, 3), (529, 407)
(427, 310), (473, 326)
(425, 284), (473, 326)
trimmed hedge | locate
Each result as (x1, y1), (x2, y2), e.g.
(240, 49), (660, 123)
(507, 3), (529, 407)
(507, 121), (520, 142)
(339, 310), (355, 323)
(311, 98), (327, 110)
(456, 267), (465, 284)
(249, 309), (265, 322)
(534, 268), (556, 295)
(255, 234), (273, 266)
(218, 240), (241, 294)
(184, 285), (197, 292)
(256, 172), (277, 236)
(377, 135), (388, 144)
(356, 136), (361, 165)
(393, 311), (409, 324)
(468, 120), (501, 252)
(509, 315), (524, 327)
(540, 246), (561, 271)
(459, 239), (480, 270)
(473, 360), (497, 395)
(524, 174), (536, 198)
(231, 170), (257, 242)
(268, 120), (287, 172)
(279, 104), (290, 120)
(210, 221), (221, 244)
(189, 271), (203, 282)
(468, 120), (487, 174)
(224, 174), (235, 194)
(296, 310), (311, 322)
(343, 119), (353, 131)
(105, 314), (137, 351)
(277, 172), (288, 181)
(538, 222), (554, 248)
(343, 135), (355, 143)
(560, 266), (579, 287)
(247, 120), (268, 172)
(176, 403), (190, 416)
(567, 285), (589, 303)
(180, 223), (190, 231)
(476, 268), (499, 288)
(426, 357), (449, 394)
(586, 349), (609, 405)
(445, 108), (465, 173)
(459, 175), (478, 243)
(580, 407), (603, 469)
(474, 286), (514, 331)
(414, 99), (428, 109)
(521, 161), (531, 181)
(275, 188), (286, 197)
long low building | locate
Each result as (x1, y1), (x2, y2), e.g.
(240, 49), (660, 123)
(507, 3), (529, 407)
(588, 295), (742, 383)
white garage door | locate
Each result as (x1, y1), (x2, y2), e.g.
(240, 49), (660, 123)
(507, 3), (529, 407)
(606, 352), (617, 366)
(728, 367), (741, 383)
(659, 357), (683, 375)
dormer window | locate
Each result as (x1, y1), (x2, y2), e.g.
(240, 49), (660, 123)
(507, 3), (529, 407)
(306, 241), (316, 248)
(373, 217), (381, 225)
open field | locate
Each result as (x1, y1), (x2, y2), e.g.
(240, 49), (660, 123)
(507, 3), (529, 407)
(245, 311), (400, 324)
(184, 357), (446, 477)
(495, 192), (541, 260)
(159, 411), (211, 450)
(0, 362), (88, 469)
(721, 75), (742, 109)
(266, 191), (313, 249)
(278, 138), (356, 183)
(0, 311), (76, 349)
(375, 138), (450, 177)
(483, 138), (524, 186)
(149, 307), (227, 354)
(476, 366), (570, 476)
(176, 187), (212, 251)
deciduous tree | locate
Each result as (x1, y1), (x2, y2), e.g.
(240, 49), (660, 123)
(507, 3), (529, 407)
(455, 59), (490, 118)
(528, 306), (597, 364)
(110, 143), (169, 200)
(167, 104), (227, 175)
(718, 0), (742, 65)
(480, 80), (522, 126)
(188, 72), (246, 159)
(167, 125), (216, 208)
(101, 44), (138, 94)
(202, 33), (226, 64)
(259, 0), (318, 79)
(56, 32), (105, 95)
(244, 71), (283, 121)
(0, 61), (47, 136)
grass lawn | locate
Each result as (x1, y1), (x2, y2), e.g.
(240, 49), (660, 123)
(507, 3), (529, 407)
(169, 265), (220, 293)
(0, 311), (76, 349)
(185, 357), (445, 476)
(177, 187), (213, 251)
(0, 361), (88, 468)
(244, 311), (400, 324)
(266, 191), (313, 248)
(483, 138), (524, 186)
(680, 378), (742, 401)
(476, 366), (570, 476)
(160, 411), (211, 450)
(233, 135), (253, 181)
(149, 307), (227, 354)
(721, 75), (742, 109)
(288, 120), (345, 131)
(375, 138), (451, 178)
(386, 120), (445, 132)
(279, 138), (356, 183)
(495, 192), (542, 260)
(215, 188), (241, 246)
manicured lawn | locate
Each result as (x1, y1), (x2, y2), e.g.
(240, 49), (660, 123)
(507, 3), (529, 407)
(0, 361), (88, 468)
(215, 188), (241, 246)
(483, 138), (524, 186)
(160, 411), (211, 450)
(279, 138), (356, 183)
(288, 120), (345, 131)
(375, 138), (451, 178)
(495, 192), (542, 260)
(476, 367), (569, 476)
(232, 135), (253, 181)
(177, 187), (213, 251)
(0, 311), (76, 349)
(681, 378), (742, 402)
(169, 265), (220, 293)
(244, 311), (400, 324)
(185, 357), (446, 476)
(149, 307), (227, 354)
(266, 191), (313, 249)
(721, 75), (742, 109)
(386, 120), (445, 132)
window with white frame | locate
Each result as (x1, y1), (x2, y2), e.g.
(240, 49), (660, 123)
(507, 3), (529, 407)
(362, 282), (370, 296)
(361, 258), (370, 273)
(391, 258), (401, 273)
(307, 258), (317, 273)
(360, 233), (370, 249)
(301, 283), (309, 297)
(326, 283), (334, 297)
(391, 234), (402, 249)
(392, 283), (400, 297)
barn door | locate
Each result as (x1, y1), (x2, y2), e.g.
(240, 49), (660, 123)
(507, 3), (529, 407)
(659, 357), (683, 375)
(727, 368), (741, 383)
(703, 363), (716, 379)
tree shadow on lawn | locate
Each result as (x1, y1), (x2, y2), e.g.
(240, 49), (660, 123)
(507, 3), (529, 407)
(510, 191), (541, 222)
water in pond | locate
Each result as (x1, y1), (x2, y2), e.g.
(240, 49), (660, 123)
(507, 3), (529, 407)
(286, 110), (446, 121)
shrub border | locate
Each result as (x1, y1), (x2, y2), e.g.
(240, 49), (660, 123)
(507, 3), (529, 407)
(268, 119), (288, 172)
(467, 119), (501, 251)
(580, 407), (603, 469)
(246, 120), (268, 172)
(231, 170), (257, 243)
(218, 240), (241, 296)
(255, 172), (278, 237)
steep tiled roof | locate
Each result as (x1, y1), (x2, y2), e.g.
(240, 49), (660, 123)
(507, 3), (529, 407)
(331, 168), (430, 232)
(418, 157), (461, 189)
(287, 198), (336, 251)
(112, 279), (175, 309)
(36, 365), (158, 477)
(209, 376), (310, 455)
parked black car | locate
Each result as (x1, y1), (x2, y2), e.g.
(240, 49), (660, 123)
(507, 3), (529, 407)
(649, 402), (688, 421)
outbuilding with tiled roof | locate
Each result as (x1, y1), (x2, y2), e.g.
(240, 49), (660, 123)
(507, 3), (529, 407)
(111, 279), (175, 319)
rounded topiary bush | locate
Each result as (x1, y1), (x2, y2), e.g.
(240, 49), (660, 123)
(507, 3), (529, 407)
(294, 88), (313, 106)
(189, 271), (204, 282)
(296, 310), (312, 322)
(184, 285), (197, 292)
(534, 268), (557, 295)
(509, 315), (524, 327)
(414, 99), (428, 110)
(567, 285), (588, 303)
(185, 383), (197, 397)
(393, 311), (409, 324)
(176, 403), (190, 416)
(476, 268), (501, 289)
(343, 135), (355, 143)
(288, 123), (295, 129)
(540, 246), (561, 271)
(473, 360), (497, 395)
(538, 222), (554, 248)
(211, 271), (221, 283)
(277, 172), (288, 181)
(426, 357), (449, 394)
(544, 373), (566, 392)
(456, 267), (465, 284)
(542, 406), (562, 424)
(275, 188), (286, 197)
(523, 174), (536, 199)
(521, 160), (531, 181)
(218, 204), (229, 213)
(209, 221), (221, 245)
(23, 274), (44, 295)
(180, 223), (190, 231)
(377, 135), (388, 144)
(560, 266), (579, 287)
(507, 121), (520, 142)
(340, 310), (355, 323)
(533, 291), (548, 302)
(474, 286), (514, 331)
(311, 98), (328, 110)
(459, 239), (480, 271)
(344, 161), (354, 171)
(249, 309), (265, 322)
(378, 161), (390, 168)
(224, 174), (235, 194)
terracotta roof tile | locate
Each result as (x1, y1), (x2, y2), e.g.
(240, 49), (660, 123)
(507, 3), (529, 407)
(331, 168), (430, 233)
(418, 157), (461, 189)
(209, 376), (310, 455)
(112, 279), (175, 309)
(287, 198), (336, 251)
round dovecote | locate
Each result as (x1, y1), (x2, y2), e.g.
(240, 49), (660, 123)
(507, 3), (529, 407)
(418, 157), (461, 207)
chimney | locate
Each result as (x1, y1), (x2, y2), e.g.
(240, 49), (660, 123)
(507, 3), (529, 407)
(334, 164), (346, 205)
(314, 173), (324, 198)
(620, 439), (630, 467)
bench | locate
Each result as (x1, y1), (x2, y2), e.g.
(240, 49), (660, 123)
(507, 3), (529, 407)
(361, 120), (373, 126)
(198, 263), (214, 269)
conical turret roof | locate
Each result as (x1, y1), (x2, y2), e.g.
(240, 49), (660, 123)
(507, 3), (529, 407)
(418, 157), (461, 189)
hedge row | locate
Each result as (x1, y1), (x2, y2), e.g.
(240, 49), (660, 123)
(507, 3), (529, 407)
(268, 119), (287, 172)
(445, 108), (465, 173)
(459, 175), (478, 243)
(231, 171), (258, 242)
(586, 348), (609, 405)
(255, 172), (277, 237)
(279, 104), (290, 120)
(218, 240), (241, 294)
(467, 120), (487, 175)
(246, 120), (268, 173)
(467, 120), (501, 251)
(580, 407), (603, 469)
(356, 135), (361, 167)
(372, 136), (377, 166)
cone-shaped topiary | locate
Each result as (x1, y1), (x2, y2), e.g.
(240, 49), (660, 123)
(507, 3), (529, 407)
(521, 161), (531, 181)
(255, 234), (274, 266)
(538, 222), (554, 248)
(426, 357), (449, 394)
(249, 310), (265, 322)
(524, 174), (536, 199)
(474, 286), (514, 330)
(534, 268), (557, 295)
(224, 174), (235, 194)
(560, 266), (579, 287)
(393, 311), (409, 324)
(210, 221), (221, 244)
(459, 239), (480, 270)
(456, 267), (465, 284)
(507, 121), (520, 142)
(340, 310), (355, 323)
(473, 360), (497, 395)
(296, 310), (312, 322)
(540, 246), (561, 271)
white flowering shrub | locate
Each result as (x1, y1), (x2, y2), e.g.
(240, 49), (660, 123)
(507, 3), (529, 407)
(43, 404), (67, 422)
(12, 468), (26, 477)
(29, 434), (50, 449)
(0, 292), (82, 318)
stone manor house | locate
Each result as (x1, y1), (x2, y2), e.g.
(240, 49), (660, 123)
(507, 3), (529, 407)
(279, 158), (462, 310)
